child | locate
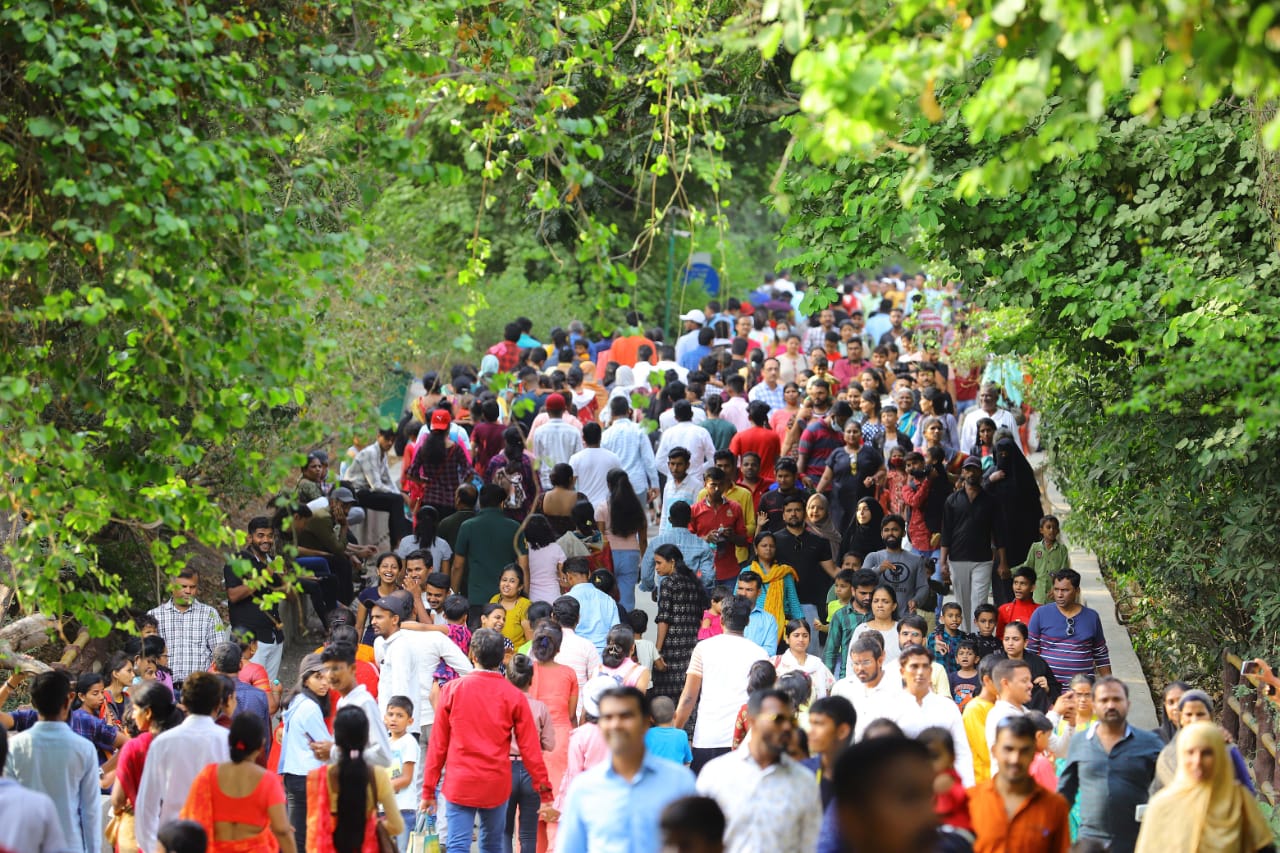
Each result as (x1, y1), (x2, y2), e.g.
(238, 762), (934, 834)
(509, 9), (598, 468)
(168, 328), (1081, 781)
(962, 655), (1000, 784)
(823, 568), (876, 679)
(516, 601), (552, 656)
(628, 610), (665, 673)
(1025, 710), (1058, 791)
(644, 696), (693, 766)
(997, 567), (1038, 636)
(732, 660), (778, 748)
(384, 695), (419, 850)
(818, 569), (856, 636)
(433, 594), (473, 684)
(698, 587), (729, 640)
(918, 726), (973, 833)
(948, 640), (981, 709)
(785, 727), (810, 762)
(879, 444), (907, 517)
(972, 604), (1001, 660)
(1023, 515), (1072, 604)
(970, 418), (996, 468)
(928, 602), (969, 674)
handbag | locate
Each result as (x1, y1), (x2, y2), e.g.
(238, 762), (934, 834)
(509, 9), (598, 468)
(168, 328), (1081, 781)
(407, 812), (440, 853)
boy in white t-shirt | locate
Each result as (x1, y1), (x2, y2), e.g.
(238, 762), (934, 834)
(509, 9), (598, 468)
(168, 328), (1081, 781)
(384, 695), (420, 849)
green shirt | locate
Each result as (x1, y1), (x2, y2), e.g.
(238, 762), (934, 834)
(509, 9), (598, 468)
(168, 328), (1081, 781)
(438, 509), (476, 549)
(1023, 539), (1071, 603)
(701, 417), (737, 452)
(824, 602), (872, 678)
(455, 508), (520, 603)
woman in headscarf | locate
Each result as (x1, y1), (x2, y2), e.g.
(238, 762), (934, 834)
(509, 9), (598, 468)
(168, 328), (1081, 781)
(1136, 721), (1272, 853)
(1151, 690), (1256, 795)
(840, 497), (885, 565)
(746, 530), (803, 643)
(805, 493), (842, 563)
(983, 431), (1043, 603)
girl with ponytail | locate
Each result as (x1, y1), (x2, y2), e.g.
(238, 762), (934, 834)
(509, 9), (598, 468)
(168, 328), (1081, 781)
(596, 625), (650, 691)
(527, 622), (579, 851)
(305, 706), (403, 853)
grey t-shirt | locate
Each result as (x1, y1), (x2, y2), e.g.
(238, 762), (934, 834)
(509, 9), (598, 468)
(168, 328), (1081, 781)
(862, 549), (930, 617)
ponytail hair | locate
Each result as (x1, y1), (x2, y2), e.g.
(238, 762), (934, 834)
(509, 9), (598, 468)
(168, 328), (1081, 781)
(654, 543), (710, 611)
(332, 706), (371, 853)
(228, 712), (265, 764)
(531, 623), (563, 663)
(602, 625), (635, 669)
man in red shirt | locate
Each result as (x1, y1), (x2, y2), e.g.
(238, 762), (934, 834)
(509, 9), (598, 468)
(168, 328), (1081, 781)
(690, 468), (748, 583)
(997, 567), (1040, 636)
(487, 322), (523, 373)
(421, 629), (552, 852)
(729, 401), (781, 484)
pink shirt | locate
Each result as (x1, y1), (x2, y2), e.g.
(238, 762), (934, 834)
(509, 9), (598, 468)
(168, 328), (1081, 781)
(556, 723), (610, 808)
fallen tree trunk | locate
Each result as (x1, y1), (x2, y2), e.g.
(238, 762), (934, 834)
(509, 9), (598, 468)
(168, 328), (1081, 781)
(0, 613), (57, 674)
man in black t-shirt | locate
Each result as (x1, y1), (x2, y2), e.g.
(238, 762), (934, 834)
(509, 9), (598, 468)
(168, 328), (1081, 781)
(223, 516), (286, 681)
(773, 494), (837, 637)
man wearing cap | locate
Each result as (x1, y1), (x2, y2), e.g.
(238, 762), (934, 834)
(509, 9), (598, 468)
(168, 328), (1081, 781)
(532, 393), (583, 491)
(370, 590), (473, 746)
(294, 486), (374, 605)
(679, 326), (715, 373)
(211, 642), (271, 754)
(674, 309), (707, 365)
(940, 457), (1005, 633)
(344, 424), (411, 549)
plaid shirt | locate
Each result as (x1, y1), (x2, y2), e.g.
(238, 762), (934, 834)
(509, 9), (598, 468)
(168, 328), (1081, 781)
(747, 381), (787, 413)
(149, 599), (227, 681)
(8, 709), (119, 754)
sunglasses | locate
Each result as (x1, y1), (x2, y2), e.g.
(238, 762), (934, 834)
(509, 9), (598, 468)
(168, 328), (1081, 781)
(1064, 616), (1076, 637)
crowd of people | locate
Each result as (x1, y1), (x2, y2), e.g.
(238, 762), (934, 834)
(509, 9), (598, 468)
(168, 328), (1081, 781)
(0, 271), (1273, 853)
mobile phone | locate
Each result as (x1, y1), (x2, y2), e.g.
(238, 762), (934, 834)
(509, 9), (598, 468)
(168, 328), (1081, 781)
(1243, 660), (1261, 676)
(305, 733), (316, 744)
(1135, 804), (1147, 822)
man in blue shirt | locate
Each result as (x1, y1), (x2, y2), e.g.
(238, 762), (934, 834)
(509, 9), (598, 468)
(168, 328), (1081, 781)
(557, 686), (697, 853)
(640, 501), (715, 595)
(564, 557), (619, 651)
(736, 570), (779, 654)
(211, 642), (271, 746)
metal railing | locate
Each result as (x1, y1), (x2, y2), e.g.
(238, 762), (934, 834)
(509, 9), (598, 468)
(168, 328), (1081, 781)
(1223, 652), (1279, 805)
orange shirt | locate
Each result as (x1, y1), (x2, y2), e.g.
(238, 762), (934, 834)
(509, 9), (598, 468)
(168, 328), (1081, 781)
(609, 335), (658, 368)
(967, 779), (1070, 853)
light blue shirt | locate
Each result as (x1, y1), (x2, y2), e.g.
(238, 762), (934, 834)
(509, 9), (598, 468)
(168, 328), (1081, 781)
(744, 598), (779, 653)
(557, 751), (697, 853)
(4, 721), (99, 853)
(640, 528), (715, 592)
(568, 582), (619, 651)
(280, 694), (332, 776)
(600, 419), (660, 493)
(0, 778), (70, 853)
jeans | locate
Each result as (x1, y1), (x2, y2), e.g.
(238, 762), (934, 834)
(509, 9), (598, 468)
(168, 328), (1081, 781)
(949, 560), (992, 633)
(445, 800), (508, 853)
(250, 640), (283, 682)
(283, 773), (308, 851)
(690, 746), (731, 775)
(612, 549), (640, 610)
(504, 760), (539, 853)
(295, 555), (344, 614)
(396, 809), (417, 852)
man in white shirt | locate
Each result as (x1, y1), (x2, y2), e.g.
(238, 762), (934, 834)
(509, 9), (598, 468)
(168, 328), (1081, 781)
(719, 376), (751, 432)
(344, 425), (411, 548)
(3, 671), (96, 853)
(673, 596), (769, 773)
(320, 641), (392, 766)
(890, 644), (975, 786)
(371, 591), (473, 746)
(0, 725), (71, 853)
(532, 393), (584, 490)
(697, 689), (823, 853)
(658, 447), (702, 534)
(957, 383), (1022, 451)
(655, 400), (717, 482)
(985, 658), (1033, 749)
(568, 422), (623, 506)
(831, 634), (904, 741)
(135, 671), (231, 853)
(600, 398), (660, 506)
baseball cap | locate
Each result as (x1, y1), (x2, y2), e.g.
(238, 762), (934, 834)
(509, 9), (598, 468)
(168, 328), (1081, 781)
(299, 652), (325, 680)
(679, 309), (706, 325)
(331, 486), (357, 504)
(582, 674), (617, 719)
(961, 457), (982, 471)
(545, 393), (566, 413)
(430, 409), (452, 430)
(371, 591), (411, 621)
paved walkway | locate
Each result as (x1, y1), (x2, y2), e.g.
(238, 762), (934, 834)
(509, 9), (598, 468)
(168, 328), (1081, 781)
(1036, 459), (1158, 728)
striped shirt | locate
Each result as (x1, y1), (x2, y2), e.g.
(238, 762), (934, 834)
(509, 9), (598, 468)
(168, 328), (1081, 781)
(1026, 604), (1110, 683)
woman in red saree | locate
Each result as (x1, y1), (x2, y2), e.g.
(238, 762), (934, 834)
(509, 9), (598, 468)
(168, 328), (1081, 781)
(305, 706), (403, 853)
(180, 714), (296, 853)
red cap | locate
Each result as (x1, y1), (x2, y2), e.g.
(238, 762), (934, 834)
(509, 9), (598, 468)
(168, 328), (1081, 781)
(430, 409), (452, 430)
(545, 393), (566, 413)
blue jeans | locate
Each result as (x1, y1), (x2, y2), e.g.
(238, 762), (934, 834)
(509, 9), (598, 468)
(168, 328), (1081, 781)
(397, 809), (417, 852)
(445, 800), (507, 853)
(504, 760), (539, 853)
(612, 549), (640, 610)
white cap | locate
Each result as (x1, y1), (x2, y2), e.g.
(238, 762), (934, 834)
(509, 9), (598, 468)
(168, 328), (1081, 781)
(679, 309), (706, 325)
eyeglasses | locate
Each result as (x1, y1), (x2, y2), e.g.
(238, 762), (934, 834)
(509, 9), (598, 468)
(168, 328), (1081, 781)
(1064, 617), (1076, 637)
